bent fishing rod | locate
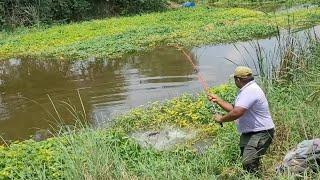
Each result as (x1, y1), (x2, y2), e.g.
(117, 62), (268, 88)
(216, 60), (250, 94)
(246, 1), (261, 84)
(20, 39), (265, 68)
(176, 46), (223, 127)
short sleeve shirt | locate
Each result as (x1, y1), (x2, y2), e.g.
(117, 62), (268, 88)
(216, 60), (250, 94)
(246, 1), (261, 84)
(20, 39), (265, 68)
(235, 81), (275, 134)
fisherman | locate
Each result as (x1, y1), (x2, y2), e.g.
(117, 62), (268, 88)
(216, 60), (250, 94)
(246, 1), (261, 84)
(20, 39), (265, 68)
(208, 66), (275, 173)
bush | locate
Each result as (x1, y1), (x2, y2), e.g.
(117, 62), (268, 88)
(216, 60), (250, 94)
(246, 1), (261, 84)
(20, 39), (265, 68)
(103, 0), (168, 15)
(1, 0), (92, 28)
(41, 0), (91, 23)
(1, 0), (168, 29)
(0, 2), (5, 28)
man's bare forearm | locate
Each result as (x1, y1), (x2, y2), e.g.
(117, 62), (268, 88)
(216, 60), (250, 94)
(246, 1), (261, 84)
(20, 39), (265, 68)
(220, 111), (239, 122)
(216, 100), (233, 112)
(219, 107), (246, 123)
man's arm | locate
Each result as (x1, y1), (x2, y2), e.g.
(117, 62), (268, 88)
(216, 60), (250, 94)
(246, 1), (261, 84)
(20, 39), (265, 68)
(216, 106), (247, 123)
(208, 94), (233, 112)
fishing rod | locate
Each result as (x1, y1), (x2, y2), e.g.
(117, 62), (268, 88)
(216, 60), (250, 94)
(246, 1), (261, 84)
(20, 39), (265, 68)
(175, 45), (223, 127)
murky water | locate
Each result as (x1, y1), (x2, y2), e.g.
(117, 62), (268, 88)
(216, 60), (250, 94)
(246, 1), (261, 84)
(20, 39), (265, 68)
(0, 26), (319, 141)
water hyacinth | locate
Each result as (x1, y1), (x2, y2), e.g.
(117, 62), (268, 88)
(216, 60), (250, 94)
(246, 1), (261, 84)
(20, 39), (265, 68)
(0, 7), (320, 60)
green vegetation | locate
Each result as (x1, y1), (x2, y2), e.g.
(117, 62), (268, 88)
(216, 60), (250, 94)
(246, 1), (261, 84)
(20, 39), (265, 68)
(0, 7), (320, 60)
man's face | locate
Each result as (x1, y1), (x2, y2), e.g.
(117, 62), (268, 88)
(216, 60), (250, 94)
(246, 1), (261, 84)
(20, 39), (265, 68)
(234, 76), (241, 88)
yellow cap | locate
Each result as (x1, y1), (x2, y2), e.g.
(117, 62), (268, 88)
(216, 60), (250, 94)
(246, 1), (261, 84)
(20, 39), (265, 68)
(234, 66), (253, 78)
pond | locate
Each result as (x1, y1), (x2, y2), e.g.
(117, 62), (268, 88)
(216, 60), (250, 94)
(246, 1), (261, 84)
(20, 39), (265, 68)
(0, 26), (319, 141)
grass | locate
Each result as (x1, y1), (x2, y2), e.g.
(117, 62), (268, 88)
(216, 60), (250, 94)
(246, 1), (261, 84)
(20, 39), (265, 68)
(0, 7), (320, 60)
(262, 50), (320, 178)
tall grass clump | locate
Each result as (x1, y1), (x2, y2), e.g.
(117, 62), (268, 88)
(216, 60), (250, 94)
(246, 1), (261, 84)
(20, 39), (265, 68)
(57, 126), (240, 179)
(235, 26), (319, 87)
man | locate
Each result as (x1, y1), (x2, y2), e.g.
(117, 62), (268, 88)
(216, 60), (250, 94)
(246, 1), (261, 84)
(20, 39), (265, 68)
(208, 66), (275, 173)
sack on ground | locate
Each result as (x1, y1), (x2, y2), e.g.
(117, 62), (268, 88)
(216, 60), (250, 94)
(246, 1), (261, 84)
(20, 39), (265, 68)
(277, 138), (320, 174)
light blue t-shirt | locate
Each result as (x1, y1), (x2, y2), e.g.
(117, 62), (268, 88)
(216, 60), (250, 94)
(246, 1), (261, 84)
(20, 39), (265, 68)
(235, 81), (275, 134)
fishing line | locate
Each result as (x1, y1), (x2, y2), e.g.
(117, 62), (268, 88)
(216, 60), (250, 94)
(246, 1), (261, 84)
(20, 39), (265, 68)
(177, 46), (210, 93)
(175, 45), (223, 127)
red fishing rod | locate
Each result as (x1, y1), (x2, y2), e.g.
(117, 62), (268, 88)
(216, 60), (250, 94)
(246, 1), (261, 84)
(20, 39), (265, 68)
(176, 46), (223, 127)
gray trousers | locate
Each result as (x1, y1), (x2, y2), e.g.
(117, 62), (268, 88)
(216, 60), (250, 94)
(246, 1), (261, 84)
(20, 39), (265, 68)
(240, 129), (274, 173)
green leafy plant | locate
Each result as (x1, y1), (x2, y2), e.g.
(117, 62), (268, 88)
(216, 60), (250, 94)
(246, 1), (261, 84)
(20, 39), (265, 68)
(1, 7), (320, 60)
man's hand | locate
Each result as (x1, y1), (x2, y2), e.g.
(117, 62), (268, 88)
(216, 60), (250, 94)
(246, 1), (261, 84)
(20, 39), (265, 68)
(207, 94), (221, 103)
(207, 94), (234, 112)
(213, 114), (223, 123)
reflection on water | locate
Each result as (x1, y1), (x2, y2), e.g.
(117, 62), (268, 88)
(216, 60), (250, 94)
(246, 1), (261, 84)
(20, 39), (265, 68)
(0, 26), (319, 141)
